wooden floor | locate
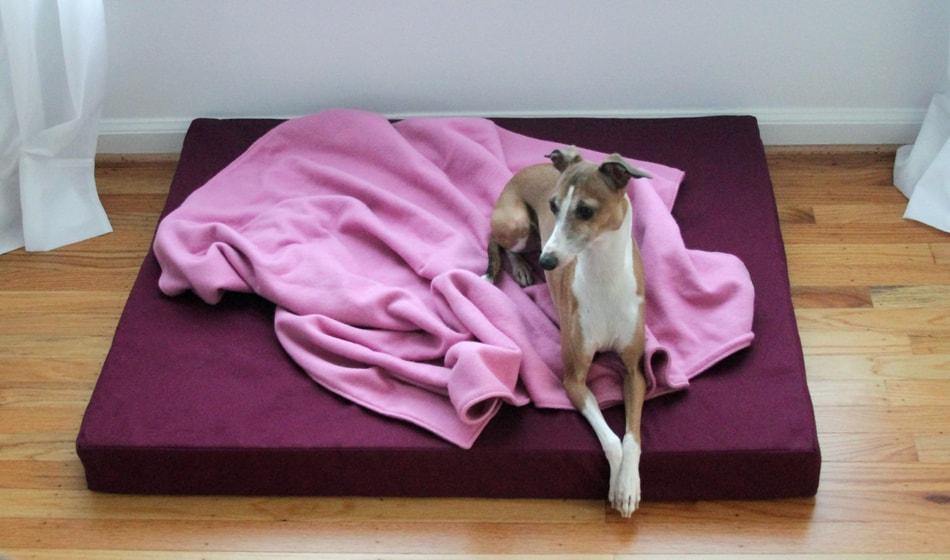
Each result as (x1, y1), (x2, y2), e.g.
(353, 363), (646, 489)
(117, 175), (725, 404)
(0, 147), (948, 558)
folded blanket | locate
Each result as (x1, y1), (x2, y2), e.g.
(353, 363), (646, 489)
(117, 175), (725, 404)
(154, 109), (755, 448)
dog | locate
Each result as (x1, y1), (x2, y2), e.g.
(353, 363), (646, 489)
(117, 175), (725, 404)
(486, 146), (651, 517)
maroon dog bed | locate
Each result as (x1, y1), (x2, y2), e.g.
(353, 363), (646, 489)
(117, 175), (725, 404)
(77, 116), (820, 500)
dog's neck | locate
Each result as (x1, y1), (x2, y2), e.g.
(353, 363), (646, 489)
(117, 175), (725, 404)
(576, 195), (635, 283)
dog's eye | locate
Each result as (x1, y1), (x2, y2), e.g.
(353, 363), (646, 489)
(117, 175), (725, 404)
(575, 205), (594, 220)
(549, 198), (559, 215)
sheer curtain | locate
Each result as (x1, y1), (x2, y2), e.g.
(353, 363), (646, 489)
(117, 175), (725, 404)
(894, 28), (950, 233)
(0, 0), (111, 254)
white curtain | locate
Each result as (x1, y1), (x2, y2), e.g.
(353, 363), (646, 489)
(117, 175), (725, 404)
(0, 0), (111, 254)
(894, 27), (950, 233)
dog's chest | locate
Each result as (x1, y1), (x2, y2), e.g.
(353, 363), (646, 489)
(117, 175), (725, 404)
(571, 239), (642, 353)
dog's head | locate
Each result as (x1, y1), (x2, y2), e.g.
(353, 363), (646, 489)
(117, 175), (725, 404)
(538, 147), (651, 271)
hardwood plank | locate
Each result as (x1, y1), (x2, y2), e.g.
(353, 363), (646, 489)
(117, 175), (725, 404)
(798, 490), (950, 522)
(94, 165), (176, 195)
(795, 308), (950, 335)
(0, 432), (79, 461)
(873, 354), (950, 379)
(818, 462), (950, 492)
(99, 192), (170, 215)
(804, 355), (874, 379)
(0, 553), (616, 560)
(767, 151), (895, 179)
(932, 243), (950, 265)
(811, 202), (910, 224)
(769, 157), (903, 205)
(785, 244), (949, 286)
(786, 244), (935, 267)
(781, 223), (949, 244)
(2, 488), (947, 526)
(3, 553), (942, 560)
(910, 334), (950, 354)
(804, 353), (950, 382)
(0, 407), (85, 434)
(0, 461), (86, 490)
(0, 358), (103, 387)
(813, 406), (950, 434)
(0, 518), (945, 554)
(871, 285), (950, 308)
(817, 433), (918, 463)
(0, 311), (123, 337)
(0, 251), (144, 291)
(0, 388), (91, 408)
(791, 286), (872, 309)
(620, 556), (946, 560)
(0, 489), (605, 525)
(916, 435), (950, 464)
(885, 380), (950, 407)
(805, 354), (874, 379)
(807, 379), (886, 406)
(773, 181), (906, 205)
(0, 291), (128, 340)
(777, 204), (816, 225)
(798, 331), (911, 356)
(0, 291), (128, 313)
(0, 335), (112, 360)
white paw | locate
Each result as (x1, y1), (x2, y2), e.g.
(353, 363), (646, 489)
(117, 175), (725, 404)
(613, 436), (642, 517)
(604, 436), (623, 506)
(614, 468), (641, 517)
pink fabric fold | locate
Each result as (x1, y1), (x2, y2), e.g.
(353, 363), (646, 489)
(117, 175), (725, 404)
(154, 109), (755, 448)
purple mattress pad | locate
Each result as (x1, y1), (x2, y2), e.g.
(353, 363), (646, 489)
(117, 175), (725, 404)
(77, 116), (820, 500)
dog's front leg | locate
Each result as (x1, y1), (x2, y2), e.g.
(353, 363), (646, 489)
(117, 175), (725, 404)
(561, 340), (624, 508)
(616, 321), (647, 517)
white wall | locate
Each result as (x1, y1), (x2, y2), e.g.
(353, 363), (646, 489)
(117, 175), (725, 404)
(100, 0), (949, 151)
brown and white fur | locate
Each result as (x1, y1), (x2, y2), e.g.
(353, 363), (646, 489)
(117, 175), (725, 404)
(486, 147), (651, 517)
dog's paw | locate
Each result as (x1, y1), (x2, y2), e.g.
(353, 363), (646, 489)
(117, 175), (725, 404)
(613, 435), (642, 517)
(512, 266), (533, 287)
(614, 469), (641, 518)
(507, 253), (534, 287)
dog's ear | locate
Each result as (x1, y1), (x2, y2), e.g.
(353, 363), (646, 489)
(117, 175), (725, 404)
(545, 146), (582, 172)
(598, 153), (652, 189)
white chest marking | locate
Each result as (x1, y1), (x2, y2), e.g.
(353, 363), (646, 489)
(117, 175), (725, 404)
(571, 196), (643, 353)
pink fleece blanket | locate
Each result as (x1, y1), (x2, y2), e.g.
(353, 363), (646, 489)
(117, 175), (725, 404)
(154, 109), (755, 448)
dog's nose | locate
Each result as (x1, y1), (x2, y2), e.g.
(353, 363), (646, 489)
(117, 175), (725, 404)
(539, 253), (559, 270)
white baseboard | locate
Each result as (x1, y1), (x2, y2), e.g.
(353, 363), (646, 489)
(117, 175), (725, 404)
(96, 107), (925, 154)
(97, 117), (194, 154)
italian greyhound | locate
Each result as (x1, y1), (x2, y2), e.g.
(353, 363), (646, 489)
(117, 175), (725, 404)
(485, 147), (651, 517)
